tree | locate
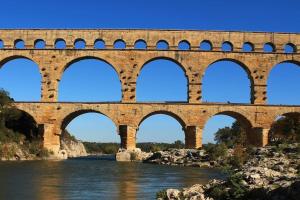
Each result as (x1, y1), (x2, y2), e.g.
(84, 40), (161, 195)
(269, 114), (300, 143)
(214, 121), (246, 148)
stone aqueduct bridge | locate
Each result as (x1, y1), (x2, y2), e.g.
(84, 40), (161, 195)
(1, 29), (300, 154)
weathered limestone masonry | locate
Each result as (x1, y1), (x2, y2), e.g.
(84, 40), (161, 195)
(0, 29), (300, 155)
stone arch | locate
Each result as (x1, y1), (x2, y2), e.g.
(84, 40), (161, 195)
(0, 55), (41, 73)
(4, 107), (40, 140)
(267, 60), (300, 105)
(137, 110), (187, 128)
(0, 56), (42, 101)
(202, 58), (254, 103)
(60, 109), (118, 133)
(136, 110), (187, 145)
(136, 57), (189, 101)
(203, 110), (254, 145)
(137, 56), (188, 77)
(60, 56), (121, 81)
(268, 111), (300, 143)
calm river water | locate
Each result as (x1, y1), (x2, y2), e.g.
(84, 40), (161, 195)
(0, 156), (223, 200)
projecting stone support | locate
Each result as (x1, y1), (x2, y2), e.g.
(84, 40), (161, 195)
(185, 126), (202, 149)
(119, 125), (137, 150)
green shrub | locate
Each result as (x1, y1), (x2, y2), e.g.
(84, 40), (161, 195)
(229, 144), (249, 169)
(205, 143), (228, 160)
(156, 189), (167, 199)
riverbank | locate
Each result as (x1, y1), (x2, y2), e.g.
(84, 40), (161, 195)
(156, 143), (300, 200)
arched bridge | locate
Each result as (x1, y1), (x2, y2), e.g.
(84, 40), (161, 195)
(1, 29), (300, 153)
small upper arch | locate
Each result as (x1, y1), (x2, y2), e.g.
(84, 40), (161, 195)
(178, 40), (191, 50)
(134, 39), (147, 49)
(113, 39), (126, 49)
(199, 40), (213, 51)
(74, 38), (86, 49)
(14, 39), (25, 49)
(156, 40), (169, 50)
(55, 38), (66, 49)
(284, 43), (297, 53)
(222, 41), (233, 52)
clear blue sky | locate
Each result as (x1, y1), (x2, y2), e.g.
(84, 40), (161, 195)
(0, 0), (300, 143)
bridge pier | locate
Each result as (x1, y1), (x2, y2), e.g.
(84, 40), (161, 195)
(248, 127), (269, 147)
(43, 123), (61, 153)
(119, 125), (137, 150)
(185, 126), (202, 149)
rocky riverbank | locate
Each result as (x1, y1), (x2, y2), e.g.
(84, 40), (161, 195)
(157, 143), (300, 200)
(143, 148), (223, 168)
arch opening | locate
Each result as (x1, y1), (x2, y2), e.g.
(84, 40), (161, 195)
(269, 112), (300, 144)
(264, 42), (275, 52)
(199, 40), (212, 51)
(59, 58), (121, 102)
(74, 38), (86, 49)
(0, 39), (4, 48)
(222, 41), (233, 52)
(178, 40), (190, 50)
(0, 57), (41, 101)
(94, 39), (105, 49)
(114, 39), (126, 49)
(284, 43), (296, 53)
(156, 40), (169, 50)
(202, 59), (252, 103)
(242, 42), (254, 52)
(61, 111), (120, 153)
(14, 39), (25, 49)
(136, 58), (188, 102)
(134, 39), (147, 49)
(203, 112), (252, 147)
(137, 113), (185, 150)
(34, 39), (46, 49)
(55, 39), (66, 49)
(267, 61), (300, 105)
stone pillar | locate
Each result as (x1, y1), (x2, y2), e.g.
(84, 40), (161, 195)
(249, 127), (269, 147)
(121, 82), (136, 103)
(41, 71), (59, 102)
(188, 83), (201, 103)
(119, 125), (137, 150)
(251, 84), (267, 104)
(43, 123), (60, 153)
(185, 126), (202, 149)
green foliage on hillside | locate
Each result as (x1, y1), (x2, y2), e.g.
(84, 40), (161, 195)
(0, 89), (50, 159)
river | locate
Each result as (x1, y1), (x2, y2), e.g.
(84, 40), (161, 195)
(0, 156), (223, 200)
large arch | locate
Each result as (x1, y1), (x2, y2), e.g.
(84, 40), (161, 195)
(202, 59), (253, 103)
(136, 57), (188, 102)
(267, 61), (300, 105)
(60, 110), (119, 143)
(0, 56), (42, 101)
(268, 112), (300, 143)
(203, 110), (253, 145)
(137, 111), (186, 144)
(58, 57), (122, 102)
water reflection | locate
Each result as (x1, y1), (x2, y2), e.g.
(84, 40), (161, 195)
(0, 158), (224, 200)
(35, 161), (63, 200)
